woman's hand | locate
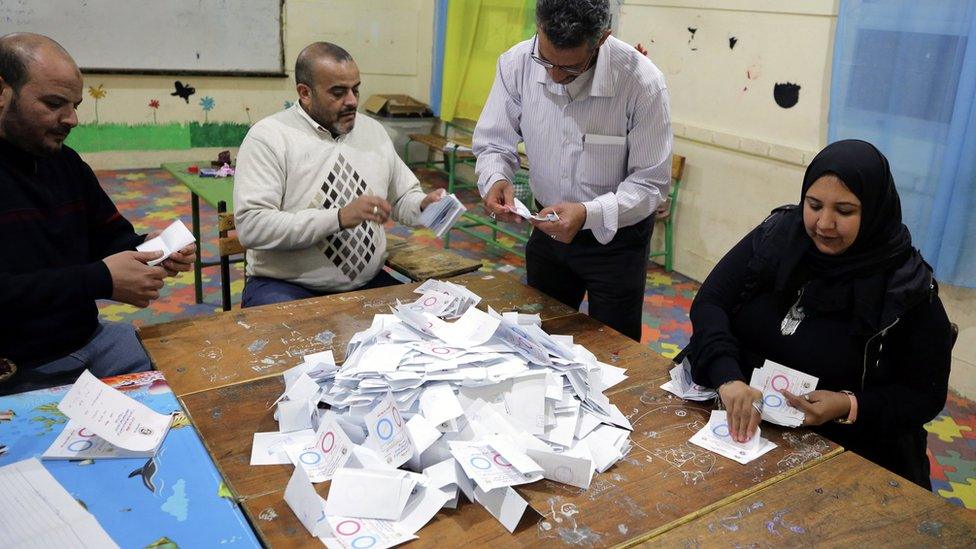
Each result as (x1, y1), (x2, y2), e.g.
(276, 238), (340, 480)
(718, 380), (763, 443)
(783, 390), (851, 426)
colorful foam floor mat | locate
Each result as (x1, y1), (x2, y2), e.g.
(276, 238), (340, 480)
(96, 167), (976, 510)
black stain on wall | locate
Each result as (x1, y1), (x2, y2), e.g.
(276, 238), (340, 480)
(729, 36), (738, 49)
(774, 82), (801, 108)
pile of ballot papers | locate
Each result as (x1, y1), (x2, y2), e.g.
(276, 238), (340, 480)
(250, 280), (633, 546)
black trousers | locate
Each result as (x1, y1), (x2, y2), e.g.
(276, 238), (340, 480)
(526, 217), (653, 341)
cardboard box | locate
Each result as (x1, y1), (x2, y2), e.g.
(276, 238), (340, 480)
(363, 94), (432, 118)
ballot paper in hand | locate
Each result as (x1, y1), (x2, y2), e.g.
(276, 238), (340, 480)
(689, 410), (776, 464)
(750, 360), (818, 427)
(419, 193), (466, 239)
(505, 196), (559, 222)
(54, 370), (172, 454)
(136, 219), (196, 266)
(661, 359), (718, 401)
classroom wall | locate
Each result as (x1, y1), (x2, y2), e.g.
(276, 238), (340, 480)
(74, 0), (435, 169)
(617, 0), (976, 399)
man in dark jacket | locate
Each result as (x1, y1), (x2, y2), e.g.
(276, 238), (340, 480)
(0, 33), (196, 394)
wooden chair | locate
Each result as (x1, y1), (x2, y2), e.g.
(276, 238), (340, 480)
(216, 201), (245, 312)
(649, 155), (687, 272)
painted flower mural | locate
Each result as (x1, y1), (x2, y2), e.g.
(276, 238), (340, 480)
(199, 96), (215, 123)
(88, 84), (107, 124)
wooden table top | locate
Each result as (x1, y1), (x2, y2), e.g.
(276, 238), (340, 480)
(140, 272), (576, 397)
(643, 451), (976, 548)
(180, 313), (841, 548)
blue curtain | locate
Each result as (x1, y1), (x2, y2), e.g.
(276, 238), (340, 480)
(829, 0), (976, 288)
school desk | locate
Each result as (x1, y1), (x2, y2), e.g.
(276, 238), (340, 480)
(161, 161), (235, 306)
(138, 271), (577, 397)
(0, 371), (259, 548)
(643, 451), (976, 547)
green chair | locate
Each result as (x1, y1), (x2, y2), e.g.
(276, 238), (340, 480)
(445, 168), (533, 258)
(648, 155), (686, 272)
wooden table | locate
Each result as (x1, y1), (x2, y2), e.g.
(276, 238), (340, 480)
(176, 310), (841, 548)
(139, 272), (576, 397)
(643, 451), (976, 547)
(187, 378), (842, 548)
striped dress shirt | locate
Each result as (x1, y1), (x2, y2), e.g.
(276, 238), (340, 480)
(473, 35), (673, 244)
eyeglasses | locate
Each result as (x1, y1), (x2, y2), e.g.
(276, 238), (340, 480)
(530, 35), (596, 76)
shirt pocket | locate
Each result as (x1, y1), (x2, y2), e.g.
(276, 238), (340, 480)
(580, 137), (627, 191)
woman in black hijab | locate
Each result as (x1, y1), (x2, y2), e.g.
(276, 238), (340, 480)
(686, 139), (952, 489)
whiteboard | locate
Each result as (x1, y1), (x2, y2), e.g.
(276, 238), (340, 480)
(0, 0), (284, 76)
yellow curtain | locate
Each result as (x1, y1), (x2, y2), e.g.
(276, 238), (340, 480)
(440, 0), (536, 122)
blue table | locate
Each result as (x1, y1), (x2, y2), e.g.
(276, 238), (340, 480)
(0, 371), (260, 548)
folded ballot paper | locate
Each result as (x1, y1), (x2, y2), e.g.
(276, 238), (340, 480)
(749, 360), (818, 427)
(44, 370), (173, 459)
(505, 196), (559, 222)
(136, 219), (196, 266)
(661, 359), (717, 401)
(253, 279), (635, 545)
(419, 193), (466, 239)
(689, 410), (776, 465)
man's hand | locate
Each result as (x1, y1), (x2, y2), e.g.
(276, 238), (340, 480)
(421, 188), (446, 210)
(483, 179), (521, 223)
(104, 251), (168, 308)
(339, 195), (392, 228)
(783, 390), (851, 426)
(635, 43), (649, 56)
(161, 243), (197, 278)
(532, 202), (586, 243)
(718, 380), (763, 443)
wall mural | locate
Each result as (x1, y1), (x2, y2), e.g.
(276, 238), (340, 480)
(65, 81), (255, 153)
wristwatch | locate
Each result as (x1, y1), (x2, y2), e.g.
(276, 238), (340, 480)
(834, 390), (858, 424)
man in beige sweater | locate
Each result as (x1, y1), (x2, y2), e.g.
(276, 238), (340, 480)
(234, 42), (443, 306)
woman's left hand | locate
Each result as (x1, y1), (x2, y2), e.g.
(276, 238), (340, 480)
(782, 390), (851, 426)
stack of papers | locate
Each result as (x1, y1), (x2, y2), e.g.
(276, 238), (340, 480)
(749, 360), (818, 427)
(689, 411), (776, 465)
(419, 193), (467, 239)
(505, 197), (559, 222)
(43, 370), (173, 459)
(0, 458), (118, 547)
(661, 359), (717, 401)
(250, 280), (634, 545)
(136, 219), (196, 266)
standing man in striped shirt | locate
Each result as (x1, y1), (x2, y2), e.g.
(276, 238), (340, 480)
(473, 0), (672, 341)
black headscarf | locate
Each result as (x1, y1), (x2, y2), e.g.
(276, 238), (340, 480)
(742, 139), (932, 335)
